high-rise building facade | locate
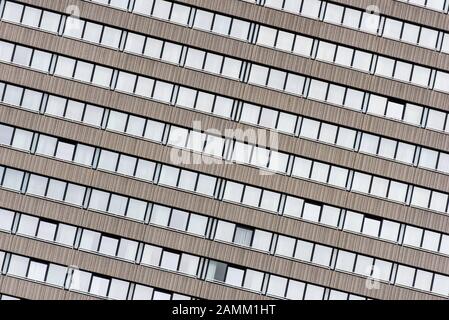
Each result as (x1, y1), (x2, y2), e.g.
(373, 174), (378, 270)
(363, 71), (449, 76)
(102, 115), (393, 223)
(0, 0), (448, 301)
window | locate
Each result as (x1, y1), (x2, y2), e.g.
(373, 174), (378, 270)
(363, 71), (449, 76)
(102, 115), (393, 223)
(411, 65), (430, 87)
(0, 41), (14, 62)
(276, 236), (296, 257)
(92, 65), (113, 87)
(28, 261), (47, 282)
(336, 250), (356, 272)
(56, 224), (77, 246)
(293, 35), (313, 57)
(335, 46), (353, 66)
(11, 129), (33, 151)
(37, 221), (57, 241)
(161, 42), (182, 64)
(362, 217), (381, 237)
(242, 186), (262, 207)
(243, 270), (264, 292)
(411, 187), (431, 208)
(276, 31), (294, 51)
(40, 11), (61, 33)
(283, 196), (304, 218)
(2, 168), (24, 190)
(312, 244), (332, 266)
(116, 72), (137, 93)
(248, 65), (268, 86)
(383, 18), (402, 40)
(99, 236), (119, 256)
(257, 26), (277, 47)
(27, 174), (48, 196)
(215, 221), (235, 242)
(17, 214), (39, 237)
(0, 209), (15, 231)
(55, 56), (76, 78)
(394, 61), (412, 82)
(351, 172), (371, 193)
(230, 19), (250, 40)
(370, 177), (389, 198)
(8, 255), (29, 277)
(308, 80), (328, 101)
(117, 239), (138, 261)
(324, 3), (343, 24)
(388, 181), (408, 203)
(223, 182), (244, 203)
(178, 254), (199, 276)
(46, 264), (67, 287)
(166, 209), (186, 231)
(160, 251), (180, 270)
(286, 280), (305, 300)
(234, 226), (253, 246)
(80, 229), (101, 251)
(193, 10), (213, 31)
(252, 230), (272, 251)
(2, 2), (23, 23)
(352, 51), (372, 72)
(402, 23), (420, 44)
(108, 194), (128, 216)
(301, 0), (322, 18)
(30, 50), (52, 72)
(141, 245), (162, 266)
(108, 279), (129, 300)
(0, 124), (13, 145)
(267, 275), (287, 297)
(90, 276), (110, 297)
(186, 214), (208, 236)
(225, 267), (244, 287)
(150, 205), (170, 226)
(206, 260), (227, 282)
(395, 265), (415, 287)
(316, 42), (336, 62)
(344, 211), (363, 233)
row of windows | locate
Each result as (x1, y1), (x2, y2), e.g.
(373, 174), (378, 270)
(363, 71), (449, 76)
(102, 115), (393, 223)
(2, 38), (449, 175)
(2, 93), (449, 252)
(1, 81), (448, 185)
(241, 0), (449, 52)
(0, 210), (367, 300)
(85, 0), (449, 56)
(205, 259), (366, 300)
(2, 35), (448, 140)
(3, 161), (449, 296)
(5, 202), (448, 300)
(4, 1), (449, 96)
(0, 250), (192, 300)
(0, 208), (202, 276)
(2, 116), (449, 259)
(2, 155), (449, 289)
(396, 0), (449, 14)
(2, 113), (449, 239)
(215, 219), (449, 297)
(72, 1), (449, 129)
(2, 113), (448, 221)
(215, 209), (449, 261)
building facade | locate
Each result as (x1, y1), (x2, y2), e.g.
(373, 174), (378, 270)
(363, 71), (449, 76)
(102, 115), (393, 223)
(0, 0), (448, 300)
